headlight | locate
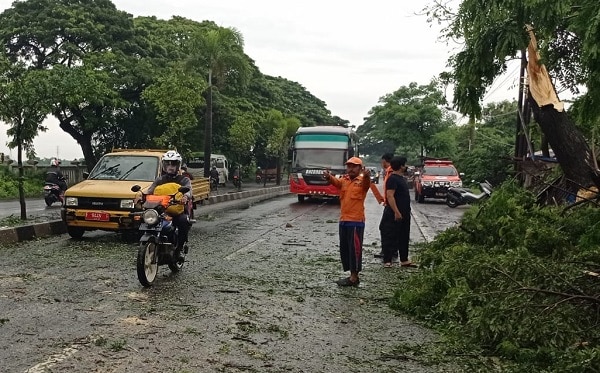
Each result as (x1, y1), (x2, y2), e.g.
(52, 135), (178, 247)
(65, 197), (78, 206)
(143, 209), (159, 225)
(422, 181), (433, 187)
(120, 199), (135, 209)
(451, 181), (463, 187)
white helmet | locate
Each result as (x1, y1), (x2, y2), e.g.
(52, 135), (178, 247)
(162, 150), (182, 175)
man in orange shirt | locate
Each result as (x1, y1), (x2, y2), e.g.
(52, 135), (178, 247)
(323, 157), (371, 287)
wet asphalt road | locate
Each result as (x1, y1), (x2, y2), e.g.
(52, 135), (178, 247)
(0, 189), (466, 373)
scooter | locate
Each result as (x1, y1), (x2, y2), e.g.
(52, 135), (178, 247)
(446, 180), (493, 208)
(130, 184), (194, 287)
(43, 182), (64, 206)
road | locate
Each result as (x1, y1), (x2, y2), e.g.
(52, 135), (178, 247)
(0, 190), (465, 372)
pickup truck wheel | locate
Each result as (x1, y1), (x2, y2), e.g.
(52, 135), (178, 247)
(298, 195), (305, 203)
(67, 226), (85, 239)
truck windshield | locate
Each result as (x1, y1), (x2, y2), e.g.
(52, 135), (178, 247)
(423, 166), (457, 176)
(292, 149), (345, 170)
(88, 155), (159, 181)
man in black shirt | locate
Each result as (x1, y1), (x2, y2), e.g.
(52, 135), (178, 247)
(379, 156), (416, 267)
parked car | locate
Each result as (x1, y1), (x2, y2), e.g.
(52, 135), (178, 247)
(413, 158), (463, 203)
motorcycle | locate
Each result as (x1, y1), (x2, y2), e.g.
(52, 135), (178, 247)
(232, 175), (242, 190)
(130, 184), (194, 287)
(446, 180), (493, 208)
(209, 176), (219, 192)
(43, 182), (64, 206)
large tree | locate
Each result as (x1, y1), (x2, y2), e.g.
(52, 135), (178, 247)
(0, 0), (136, 170)
(425, 0), (600, 190)
(0, 57), (52, 219)
(361, 81), (449, 161)
(185, 26), (251, 177)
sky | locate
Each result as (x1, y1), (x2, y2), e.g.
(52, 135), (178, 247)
(0, 0), (519, 161)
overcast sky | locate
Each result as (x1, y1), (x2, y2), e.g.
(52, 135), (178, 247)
(0, 0), (518, 160)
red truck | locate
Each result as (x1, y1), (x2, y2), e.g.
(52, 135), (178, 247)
(413, 158), (463, 203)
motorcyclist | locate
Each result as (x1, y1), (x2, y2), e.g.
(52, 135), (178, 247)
(45, 158), (67, 192)
(209, 166), (219, 184)
(146, 150), (192, 260)
(181, 163), (194, 180)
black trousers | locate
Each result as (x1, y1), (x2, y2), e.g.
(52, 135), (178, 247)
(379, 212), (411, 263)
(172, 214), (190, 249)
(339, 224), (364, 273)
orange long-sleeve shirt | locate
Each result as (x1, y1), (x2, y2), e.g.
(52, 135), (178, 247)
(327, 173), (370, 222)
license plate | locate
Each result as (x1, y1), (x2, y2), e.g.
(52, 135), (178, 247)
(85, 212), (110, 221)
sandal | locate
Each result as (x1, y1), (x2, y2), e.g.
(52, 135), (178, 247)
(383, 262), (393, 268)
(336, 277), (360, 287)
(400, 262), (418, 268)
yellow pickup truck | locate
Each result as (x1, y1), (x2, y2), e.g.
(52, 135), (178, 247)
(61, 149), (210, 240)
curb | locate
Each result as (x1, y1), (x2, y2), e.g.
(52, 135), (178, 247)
(0, 185), (290, 245)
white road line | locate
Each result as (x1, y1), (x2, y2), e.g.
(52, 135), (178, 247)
(225, 238), (267, 260)
(410, 208), (437, 243)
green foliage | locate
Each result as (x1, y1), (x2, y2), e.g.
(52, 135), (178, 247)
(360, 80), (449, 160)
(392, 182), (600, 370)
(0, 166), (44, 198)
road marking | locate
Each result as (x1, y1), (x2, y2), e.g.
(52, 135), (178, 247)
(24, 345), (78, 373)
(410, 209), (437, 242)
(225, 238), (267, 260)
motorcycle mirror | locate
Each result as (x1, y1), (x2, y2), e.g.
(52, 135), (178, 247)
(178, 186), (190, 194)
(131, 185), (141, 192)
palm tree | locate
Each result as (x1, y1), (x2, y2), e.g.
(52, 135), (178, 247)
(186, 26), (251, 177)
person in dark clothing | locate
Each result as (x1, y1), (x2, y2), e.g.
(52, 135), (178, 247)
(209, 166), (219, 184)
(146, 150), (192, 260)
(379, 156), (416, 267)
(45, 158), (67, 191)
(375, 152), (394, 259)
(181, 164), (194, 180)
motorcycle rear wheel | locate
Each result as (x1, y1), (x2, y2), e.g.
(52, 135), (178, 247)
(137, 241), (158, 287)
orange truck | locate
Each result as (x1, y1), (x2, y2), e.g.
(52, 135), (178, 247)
(413, 158), (464, 203)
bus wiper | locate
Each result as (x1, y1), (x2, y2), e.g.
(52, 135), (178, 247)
(89, 164), (121, 179)
(118, 162), (144, 180)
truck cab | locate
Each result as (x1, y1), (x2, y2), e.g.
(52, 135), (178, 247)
(414, 158), (463, 203)
(61, 149), (210, 240)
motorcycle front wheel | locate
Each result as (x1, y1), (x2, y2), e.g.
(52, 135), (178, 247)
(137, 241), (158, 287)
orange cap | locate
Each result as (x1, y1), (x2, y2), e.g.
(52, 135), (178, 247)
(345, 157), (363, 166)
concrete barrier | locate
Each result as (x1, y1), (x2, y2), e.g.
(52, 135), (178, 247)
(0, 185), (290, 245)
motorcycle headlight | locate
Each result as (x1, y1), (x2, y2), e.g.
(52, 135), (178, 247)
(143, 209), (160, 225)
(65, 197), (78, 206)
(451, 181), (463, 187)
(120, 199), (135, 209)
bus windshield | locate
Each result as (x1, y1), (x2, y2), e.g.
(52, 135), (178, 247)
(292, 149), (345, 170)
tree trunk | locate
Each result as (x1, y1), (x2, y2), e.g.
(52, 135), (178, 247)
(54, 112), (97, 171)
(276, 158), (281, 186)
(17, 141), (26, 220)
(529, 95), (600, 191)
(203, 85), (213, 178)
